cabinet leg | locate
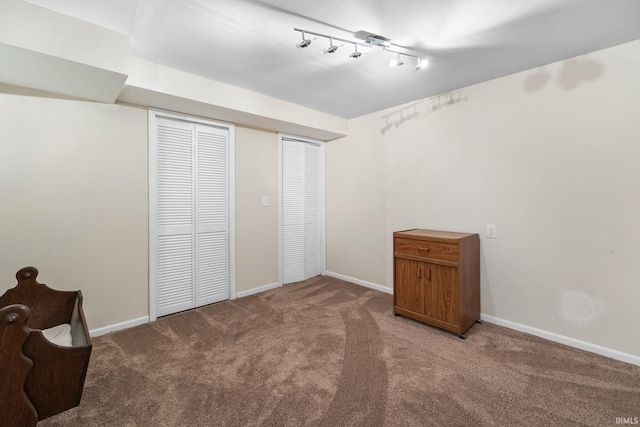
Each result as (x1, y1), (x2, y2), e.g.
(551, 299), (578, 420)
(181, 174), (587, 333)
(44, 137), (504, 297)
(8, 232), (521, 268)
(458, 334), (467, 340)
(393, 312), (400, 316)
(476, 319), (484, 324)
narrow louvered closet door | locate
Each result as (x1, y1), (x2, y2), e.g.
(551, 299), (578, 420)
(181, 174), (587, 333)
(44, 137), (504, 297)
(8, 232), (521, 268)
(281, 137), (324, 285)
(152, 113), (232, 318)
(156, 118), (195, 316)
(195, 125), (229, 306)
(282, 140), (305, 284)
(304, 143), (321, 278)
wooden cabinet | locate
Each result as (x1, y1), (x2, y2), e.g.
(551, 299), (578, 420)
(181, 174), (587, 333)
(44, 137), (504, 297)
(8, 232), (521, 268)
(393, 229), (480, 338)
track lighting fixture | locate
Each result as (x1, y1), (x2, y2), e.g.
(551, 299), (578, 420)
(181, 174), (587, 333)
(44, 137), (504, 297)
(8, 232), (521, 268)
(293, 28), (429, 71)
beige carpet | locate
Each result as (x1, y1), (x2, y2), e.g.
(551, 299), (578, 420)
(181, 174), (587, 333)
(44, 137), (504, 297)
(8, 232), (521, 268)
(40, 276), (640, 426)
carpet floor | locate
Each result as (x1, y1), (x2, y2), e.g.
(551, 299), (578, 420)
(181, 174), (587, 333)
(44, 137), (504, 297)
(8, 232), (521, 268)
(40, 276), (640, 426)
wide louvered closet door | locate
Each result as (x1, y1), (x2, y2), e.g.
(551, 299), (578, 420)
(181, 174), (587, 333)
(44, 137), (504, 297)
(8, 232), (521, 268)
(153, 116), (230, 317)
(281, 138), (323, 285)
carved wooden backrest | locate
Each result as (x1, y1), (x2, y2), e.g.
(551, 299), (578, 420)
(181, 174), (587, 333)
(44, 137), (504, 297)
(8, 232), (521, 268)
(0, 267), (76, 330)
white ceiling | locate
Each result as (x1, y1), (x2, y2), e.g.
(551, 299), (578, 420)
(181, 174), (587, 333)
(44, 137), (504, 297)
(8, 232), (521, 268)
(25, 0), (640, 118)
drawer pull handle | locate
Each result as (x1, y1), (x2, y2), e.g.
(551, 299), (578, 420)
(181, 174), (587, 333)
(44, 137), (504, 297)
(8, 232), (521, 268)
(418, 246), (431, 252)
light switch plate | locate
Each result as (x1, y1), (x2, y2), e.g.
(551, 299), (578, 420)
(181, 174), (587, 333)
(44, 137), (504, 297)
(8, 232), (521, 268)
(262, 196), (269, 207)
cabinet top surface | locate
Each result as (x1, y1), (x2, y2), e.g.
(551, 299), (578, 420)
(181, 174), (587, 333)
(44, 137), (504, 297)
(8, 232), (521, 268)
(394, 228), (478, 242)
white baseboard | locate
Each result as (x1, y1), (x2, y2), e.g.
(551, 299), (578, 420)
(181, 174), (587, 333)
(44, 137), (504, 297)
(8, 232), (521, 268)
(86, 276), (640, 367)
(235, 282), (281, 299)
(323, 271), (640, 367)
(88, 281), (282, 338)
(324, 271), (392, 294)
(481, 314), (640, 367)
(89, 316), (149, 338)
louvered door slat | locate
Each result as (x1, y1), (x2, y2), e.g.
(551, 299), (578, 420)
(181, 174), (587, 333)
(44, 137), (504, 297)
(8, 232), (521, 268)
(283, 224), (304, 280)
(158, 119), (193, 230)
(197, 231), (228, 305)
(157, 234), (193, 316)
(197, 126), (228, 228)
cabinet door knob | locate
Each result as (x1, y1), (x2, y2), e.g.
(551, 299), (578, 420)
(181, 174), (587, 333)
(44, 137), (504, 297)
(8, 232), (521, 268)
(418, 246), (431, 252)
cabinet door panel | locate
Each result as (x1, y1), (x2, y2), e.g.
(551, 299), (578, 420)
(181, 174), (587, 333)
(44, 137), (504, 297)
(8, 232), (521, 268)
(425, 264), (459, 325)
(394, 258), (425, 315)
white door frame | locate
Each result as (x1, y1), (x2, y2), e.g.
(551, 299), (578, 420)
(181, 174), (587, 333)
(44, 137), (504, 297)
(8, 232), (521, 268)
(278, 133), (326, 286)
(148, 108), (236, 321)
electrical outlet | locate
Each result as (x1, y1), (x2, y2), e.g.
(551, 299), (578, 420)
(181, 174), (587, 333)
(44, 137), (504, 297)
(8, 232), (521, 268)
(261, 196), (269, 207)
(486, 224), (497, 239)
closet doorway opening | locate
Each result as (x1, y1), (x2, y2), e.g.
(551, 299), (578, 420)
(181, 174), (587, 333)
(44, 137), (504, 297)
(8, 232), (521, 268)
(279, 134), (325, 285)
(149, 110), (235, 320)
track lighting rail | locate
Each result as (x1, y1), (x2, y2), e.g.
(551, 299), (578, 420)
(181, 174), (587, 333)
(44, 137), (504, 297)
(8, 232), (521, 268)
(293, 28), (429, 70)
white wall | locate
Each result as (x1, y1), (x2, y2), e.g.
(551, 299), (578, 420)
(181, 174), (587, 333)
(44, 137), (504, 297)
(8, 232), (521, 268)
(0, 94), (149, 330)
(235, 127), (279, 292)
(326, 39), (640, 358)
(0, 93), (285, 331)
(326, 118), (387, 285)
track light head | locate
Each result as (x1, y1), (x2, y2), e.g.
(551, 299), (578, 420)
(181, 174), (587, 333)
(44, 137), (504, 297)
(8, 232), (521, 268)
(325, 45), (339, 54)
(415, 57), (429, 70)
(389, 53), (404, 67)
(324, 38), (341, 54)
(296, 31), (312, 49)
(349, 44), (362, 59)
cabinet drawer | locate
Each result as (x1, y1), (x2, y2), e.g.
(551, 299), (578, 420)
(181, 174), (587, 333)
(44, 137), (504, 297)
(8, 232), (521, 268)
(394, 238), (458, 261)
